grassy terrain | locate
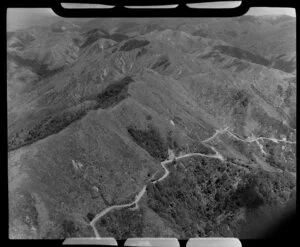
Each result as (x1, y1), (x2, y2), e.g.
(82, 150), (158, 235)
(8, 16), (296, 239)
(8, 76), (134, 151)
(187, 141), (215, 155)
(223, 58), (249, 72)
(7, 53), (65, 78)
(251, 106), (290, 138)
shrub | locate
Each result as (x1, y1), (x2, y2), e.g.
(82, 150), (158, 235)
(147, 157), (243, 237)
(95, 76), (134, 109)
(81, 32), (103, 48)
(188, 141), (215, 155)
(192, 29), (209, 37)
(127, 126), (168, 161)
(214, 45), (270, 67)
(151, 55), (171, 70)
(61, 220), (79, 238)
(120, 39), (150, 52)
(109, 33), (129, 42)
(7, 53), (64, 78)
(136, 47), (148, 57)
(73, 38), (81, 46)
(8, 77), (134, 151)
(87, 212), (95, 221)
(52, 28), (64, 33)
(273, 57), (295, 73)
(234, 185), (264, 209)
(96, 208), (144, 239)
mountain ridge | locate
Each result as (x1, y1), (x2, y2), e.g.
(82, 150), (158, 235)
(8, 16), (296, 239)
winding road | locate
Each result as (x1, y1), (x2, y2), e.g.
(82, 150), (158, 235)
(89, 126), (296, 238)
(204, 127), (296, 145)
(204, 127), (295, 156)
(226, 130), (296, 144)
(90, 149), (224, 238)
(90, 185), (147, 238)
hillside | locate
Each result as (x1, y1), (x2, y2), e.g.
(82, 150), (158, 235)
(8, 16), (296, 239)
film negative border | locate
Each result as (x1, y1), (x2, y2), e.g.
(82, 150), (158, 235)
(4, 1), (298, 247)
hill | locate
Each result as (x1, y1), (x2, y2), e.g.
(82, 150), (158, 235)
(8, 16), (296, 239)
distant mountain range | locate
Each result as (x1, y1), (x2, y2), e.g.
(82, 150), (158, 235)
(8, 15), (296, 239)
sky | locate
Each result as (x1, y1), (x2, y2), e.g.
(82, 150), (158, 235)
(7, 8), (56, 31)
(7, 3), (296, 31)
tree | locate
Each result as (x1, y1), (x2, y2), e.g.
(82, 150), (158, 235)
(61, 220), (79, 238)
